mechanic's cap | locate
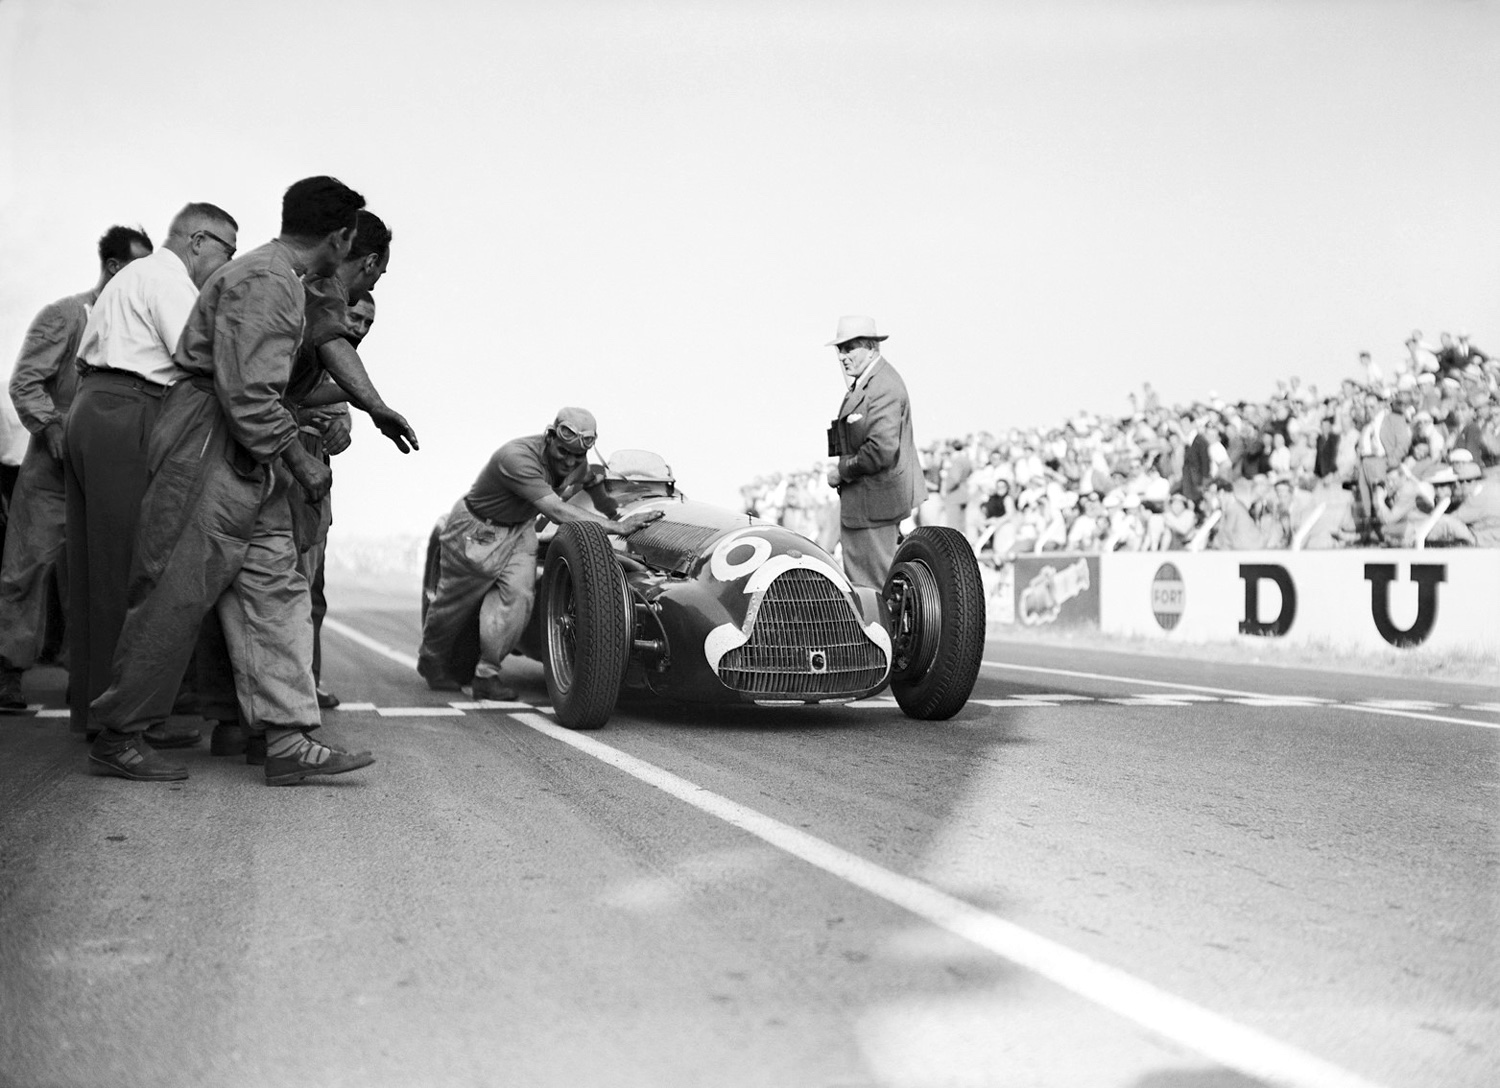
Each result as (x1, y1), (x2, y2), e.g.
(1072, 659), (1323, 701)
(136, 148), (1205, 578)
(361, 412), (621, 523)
(551, 406), (597, 452)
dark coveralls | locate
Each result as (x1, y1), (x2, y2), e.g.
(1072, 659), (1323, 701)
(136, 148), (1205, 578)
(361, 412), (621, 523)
(89, 241), (320, 737)
(0, 293), (89, 675)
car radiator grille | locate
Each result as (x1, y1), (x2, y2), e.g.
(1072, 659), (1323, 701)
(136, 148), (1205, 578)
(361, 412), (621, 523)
(717, 569), (887, 698)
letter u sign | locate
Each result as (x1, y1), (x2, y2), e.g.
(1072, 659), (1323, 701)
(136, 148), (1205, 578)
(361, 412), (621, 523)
(1364, 563), (1446, 647)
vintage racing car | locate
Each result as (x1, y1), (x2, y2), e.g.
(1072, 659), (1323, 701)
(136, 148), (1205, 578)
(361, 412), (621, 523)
(422, 450), (986, 729)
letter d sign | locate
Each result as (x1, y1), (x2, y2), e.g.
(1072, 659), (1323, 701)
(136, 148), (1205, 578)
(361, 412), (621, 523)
(1238, 564), (1296, 637)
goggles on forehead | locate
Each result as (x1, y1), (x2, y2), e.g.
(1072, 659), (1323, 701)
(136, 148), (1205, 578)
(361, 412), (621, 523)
(552, 422), (596, 453)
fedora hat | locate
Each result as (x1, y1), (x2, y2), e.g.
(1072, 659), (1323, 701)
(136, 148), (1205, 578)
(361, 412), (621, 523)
(826, 315), (888, 347)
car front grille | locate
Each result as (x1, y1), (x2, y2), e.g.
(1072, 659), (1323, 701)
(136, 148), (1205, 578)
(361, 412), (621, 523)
(717, 568), (887, 698)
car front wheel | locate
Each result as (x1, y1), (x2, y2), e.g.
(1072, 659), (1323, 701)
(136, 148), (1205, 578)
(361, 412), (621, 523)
(541, 521), (631, 729)
(884, 526), (985, 720)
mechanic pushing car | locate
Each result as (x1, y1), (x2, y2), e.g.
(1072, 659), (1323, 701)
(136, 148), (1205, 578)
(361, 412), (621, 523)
(417, 407), (664, 700)
(824, 316), (926, 590)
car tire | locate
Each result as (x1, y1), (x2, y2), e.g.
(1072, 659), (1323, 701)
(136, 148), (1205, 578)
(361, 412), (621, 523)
(542, 521), (631, 730)
(884, 526), (985, 720)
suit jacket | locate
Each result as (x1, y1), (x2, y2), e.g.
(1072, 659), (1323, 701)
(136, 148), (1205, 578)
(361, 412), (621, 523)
(1180, 433), (1213, 503)
(830, 356), (924, 528)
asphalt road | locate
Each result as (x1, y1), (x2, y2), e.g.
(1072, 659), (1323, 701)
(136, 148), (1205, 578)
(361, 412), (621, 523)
(1, 578), (1496, 1088)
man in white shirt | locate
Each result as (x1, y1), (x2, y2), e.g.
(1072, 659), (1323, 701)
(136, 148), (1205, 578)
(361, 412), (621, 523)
(65, 203), (239, 739)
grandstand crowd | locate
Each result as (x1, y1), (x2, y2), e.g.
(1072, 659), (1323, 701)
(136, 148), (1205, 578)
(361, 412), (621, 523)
(742, 330), (1500, 558)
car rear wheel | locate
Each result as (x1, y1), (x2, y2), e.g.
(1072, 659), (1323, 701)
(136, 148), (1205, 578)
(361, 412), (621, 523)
(542, 522), (631, 729)
(884, 526), (985, 720)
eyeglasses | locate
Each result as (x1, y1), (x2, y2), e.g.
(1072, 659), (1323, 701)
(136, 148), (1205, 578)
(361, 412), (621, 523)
(195, 230), (236, 258)
(553, 422), (596, 454)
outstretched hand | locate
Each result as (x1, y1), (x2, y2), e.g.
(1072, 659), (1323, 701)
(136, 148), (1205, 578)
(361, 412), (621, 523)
(369, 406), (419, 453)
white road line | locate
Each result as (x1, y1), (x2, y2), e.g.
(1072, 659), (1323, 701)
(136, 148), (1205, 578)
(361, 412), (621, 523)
(323, 617), (420, 670)
(508, 709), (1386, 1088)
(983, 660), (1497, 729)
(375, 707), (466, 718)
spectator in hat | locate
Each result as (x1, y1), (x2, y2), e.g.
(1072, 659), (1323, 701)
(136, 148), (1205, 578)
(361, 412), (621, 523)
(1425, 461), (1499, 546)
(823, 316), (925, 589)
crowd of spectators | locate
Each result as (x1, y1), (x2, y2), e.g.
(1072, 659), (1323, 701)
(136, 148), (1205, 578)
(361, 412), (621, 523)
(741, 329), (1500, 557)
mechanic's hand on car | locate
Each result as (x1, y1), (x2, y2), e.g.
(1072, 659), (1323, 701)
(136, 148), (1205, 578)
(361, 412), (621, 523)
(369, 405), (419, 453)
(320, 413), (353, 456)
(616, 509), (665, 536)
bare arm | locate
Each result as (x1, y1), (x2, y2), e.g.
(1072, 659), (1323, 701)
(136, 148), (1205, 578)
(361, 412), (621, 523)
(530, 491), (661, 536)
(315, 337), (419, 453)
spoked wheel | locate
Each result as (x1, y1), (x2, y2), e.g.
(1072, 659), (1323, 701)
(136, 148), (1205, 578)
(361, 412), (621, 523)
(542, 522), (631, 730)
(884, 526), (985, 720)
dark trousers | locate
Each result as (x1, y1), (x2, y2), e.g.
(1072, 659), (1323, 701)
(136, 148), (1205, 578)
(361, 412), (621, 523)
(89, 381), (317, 736)
(0, 436), (67, 673)
(63, 372), (166, 731)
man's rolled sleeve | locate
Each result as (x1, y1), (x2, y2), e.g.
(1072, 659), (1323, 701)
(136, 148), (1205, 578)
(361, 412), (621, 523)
(8, 303), (71, 433)
(212, 274), (303, 463)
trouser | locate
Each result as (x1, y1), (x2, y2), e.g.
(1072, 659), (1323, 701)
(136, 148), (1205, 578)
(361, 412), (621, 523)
(0, 462), (19, 550)
(290, 432), (332, 684)
(840, 519), (902, 591)
(89, 381), (318, 736)
(303, 541), (328, 683)
(417, 499), (536, 685)
(1355, 455), (1387, 541)
(63, 371), (167, 731)
(0, 435), (67, 673)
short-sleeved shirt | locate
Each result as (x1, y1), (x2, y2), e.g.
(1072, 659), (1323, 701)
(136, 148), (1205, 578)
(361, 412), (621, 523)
(77, 247), (196, 386)
(285, 274), (351, 407)
(464, 434), (588, 525)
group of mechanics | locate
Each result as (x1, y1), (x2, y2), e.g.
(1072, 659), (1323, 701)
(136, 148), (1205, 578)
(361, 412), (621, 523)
(0, 173), (924, 784)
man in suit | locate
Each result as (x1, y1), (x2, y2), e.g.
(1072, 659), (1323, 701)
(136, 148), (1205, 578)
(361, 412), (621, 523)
(824, 315), (925, 590)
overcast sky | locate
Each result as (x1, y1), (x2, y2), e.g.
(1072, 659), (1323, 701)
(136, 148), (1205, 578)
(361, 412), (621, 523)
(1, 0), (1495, 533)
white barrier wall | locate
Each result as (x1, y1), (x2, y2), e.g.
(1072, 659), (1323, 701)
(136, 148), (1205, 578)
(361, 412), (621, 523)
(1097, 550), (1500, 656)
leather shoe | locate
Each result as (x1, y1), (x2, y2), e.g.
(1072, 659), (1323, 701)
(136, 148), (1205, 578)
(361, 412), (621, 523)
(88, 736), (188, 781)
(316, 687), (341, 709)
(210, 721), (247, 757)
(245, 733), (268, 766)
(265, 743), (375, 786)
(143, 723), (202, 749)
(470, 675), (518, 701)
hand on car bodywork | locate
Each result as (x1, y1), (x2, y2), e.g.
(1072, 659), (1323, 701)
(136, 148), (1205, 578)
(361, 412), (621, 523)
(617, 509), (665, 536)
